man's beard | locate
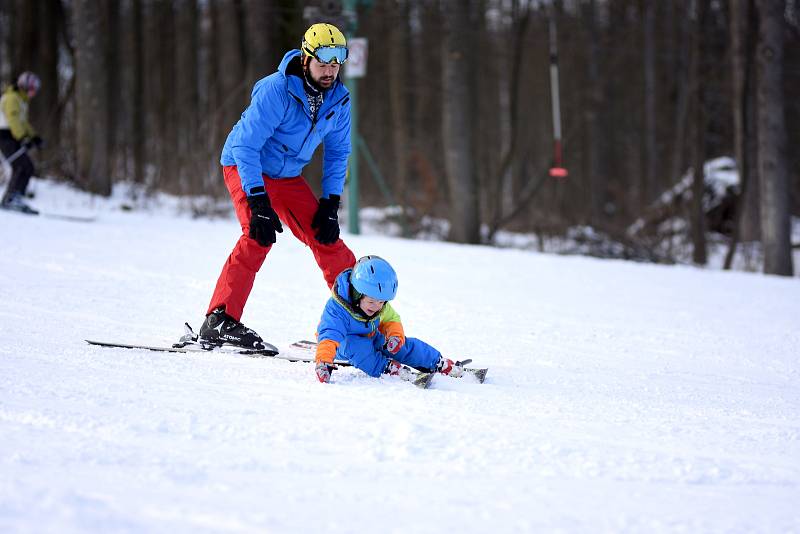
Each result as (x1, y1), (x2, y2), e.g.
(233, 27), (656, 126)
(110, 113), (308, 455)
(316, 75), (335, 88)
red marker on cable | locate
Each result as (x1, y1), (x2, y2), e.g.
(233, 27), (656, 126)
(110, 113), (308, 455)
(548, 7), (568, 179)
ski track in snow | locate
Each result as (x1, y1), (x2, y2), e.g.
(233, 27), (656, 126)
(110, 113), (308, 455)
(1, 186), (799, 533)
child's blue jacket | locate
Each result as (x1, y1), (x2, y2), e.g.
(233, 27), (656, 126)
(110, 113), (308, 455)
(316, 269), (405, 366)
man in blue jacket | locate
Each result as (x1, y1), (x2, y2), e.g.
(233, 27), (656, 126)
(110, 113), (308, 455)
(200, 23), (356, 349)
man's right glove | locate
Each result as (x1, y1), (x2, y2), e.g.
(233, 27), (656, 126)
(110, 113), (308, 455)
(247, 192), (283, 246)
(315, 362), (334, 383)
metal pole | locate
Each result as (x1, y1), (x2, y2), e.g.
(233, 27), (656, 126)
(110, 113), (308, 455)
(548, 7), (568, 178)
(343, 0), (360, 235)
(347, 78), (360, 234)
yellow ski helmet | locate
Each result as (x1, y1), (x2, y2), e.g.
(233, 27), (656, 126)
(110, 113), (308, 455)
(302, 23), (348, 64)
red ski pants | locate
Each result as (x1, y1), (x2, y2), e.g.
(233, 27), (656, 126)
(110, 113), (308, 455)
(207, 165), (356, 320)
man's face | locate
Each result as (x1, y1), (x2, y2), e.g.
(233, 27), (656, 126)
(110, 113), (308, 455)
(308, 57), (341, 89)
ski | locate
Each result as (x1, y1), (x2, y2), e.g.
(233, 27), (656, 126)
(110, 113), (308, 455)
(290, 339), (488, 384)
(288, 341), (434, 388)
(42, 212), (96, 223)
(86, 328), (449, 390)
(85, 339), (280, 357)
(411, 371), (435, 389)
(86, 338), (435, 389)
(0, 204), (96, 222)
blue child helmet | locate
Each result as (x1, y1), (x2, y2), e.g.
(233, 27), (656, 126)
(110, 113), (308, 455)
(351, 255), (398, 301)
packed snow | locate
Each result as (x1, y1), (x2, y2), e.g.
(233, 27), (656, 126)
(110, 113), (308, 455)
(1, 178), (799, 533)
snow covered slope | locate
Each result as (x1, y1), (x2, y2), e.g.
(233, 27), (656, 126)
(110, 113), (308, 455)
(1, 183), (799, 533)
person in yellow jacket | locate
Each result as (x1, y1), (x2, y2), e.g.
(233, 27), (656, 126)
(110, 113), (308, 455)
(1, 71), (43, 214)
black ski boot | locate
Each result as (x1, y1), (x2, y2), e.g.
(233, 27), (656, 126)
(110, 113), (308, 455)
(198, 307), (267, 350)
(1, 192), (38, 215)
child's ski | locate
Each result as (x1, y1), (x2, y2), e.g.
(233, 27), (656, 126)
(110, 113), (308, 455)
(292, 341), (434, 388)
(290, 340), (488, 384)
(411, 372), (436, 389)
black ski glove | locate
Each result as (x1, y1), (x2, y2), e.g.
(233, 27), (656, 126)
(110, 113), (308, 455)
(23, 135), (44, 150)
(247, 192), (283, 246)
(311, 194), (340, 245)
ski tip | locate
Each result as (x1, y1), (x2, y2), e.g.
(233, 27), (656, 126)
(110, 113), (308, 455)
(86, 339), (116, 348)
(471, 368), (488, 384)
(290, 339), (318, 350)
(413, 372), (435, 389)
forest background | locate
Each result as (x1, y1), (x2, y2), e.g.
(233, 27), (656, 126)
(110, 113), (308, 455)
(0, 0), (797, 275)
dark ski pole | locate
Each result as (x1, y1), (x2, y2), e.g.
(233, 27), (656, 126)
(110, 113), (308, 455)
(3, 145), (29, 165)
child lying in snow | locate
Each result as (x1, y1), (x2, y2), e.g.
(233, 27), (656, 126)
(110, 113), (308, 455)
(314, 255), (463, 383)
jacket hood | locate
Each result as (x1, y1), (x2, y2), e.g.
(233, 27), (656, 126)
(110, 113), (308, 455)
(333, 268), (354, 303)
(332, 268), (375, 322)
(278, 49), (302, 76)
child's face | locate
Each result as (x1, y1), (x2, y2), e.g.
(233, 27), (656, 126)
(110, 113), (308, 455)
(358, 295), (386, 316)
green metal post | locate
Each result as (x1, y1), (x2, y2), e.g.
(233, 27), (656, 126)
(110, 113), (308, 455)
(343, 0), (360, 235)
(346, 78), (360, 234)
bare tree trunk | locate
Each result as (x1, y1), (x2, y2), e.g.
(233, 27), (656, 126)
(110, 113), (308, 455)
(409, 0), (444, 216)
(243, 0), (274, 87)
(0, 2), (13, 81)
(739, 0), (761, 242)
(34, 0), (61, 170)
(725, 0), (749, 268)
(107, 0), (120, 179)
(689, 0), (707, 265)
(488, 0), (530, 233)
(584, 0), (605, 224)
(388, 0), (410, 215)
(175, 0), (200, 192)
(73, 0), (111, 195)
(725, 0), (761, 268)
(213, 0), (247, 163)
(156, 1), (177, 190)
(642, 0), (657, 205)
(442, 2), (480, 243)
(756, 0), (793, 276)
(132, 0), (145, 185)
(669, 0), (691, 197)
(12, 0), (36, 72)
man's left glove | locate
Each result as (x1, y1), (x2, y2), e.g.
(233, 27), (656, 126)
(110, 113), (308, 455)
(315, 362), (334, 383)
(311, 194), (340, 245)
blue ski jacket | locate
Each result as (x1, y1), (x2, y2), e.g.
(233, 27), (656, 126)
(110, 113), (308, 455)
(220, 50), (352, 198)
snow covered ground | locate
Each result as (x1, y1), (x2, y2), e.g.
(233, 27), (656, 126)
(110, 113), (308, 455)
(1, 180), (799, 533)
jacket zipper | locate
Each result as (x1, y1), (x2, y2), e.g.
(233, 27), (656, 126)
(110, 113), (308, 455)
(289, 88), (350, 155)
